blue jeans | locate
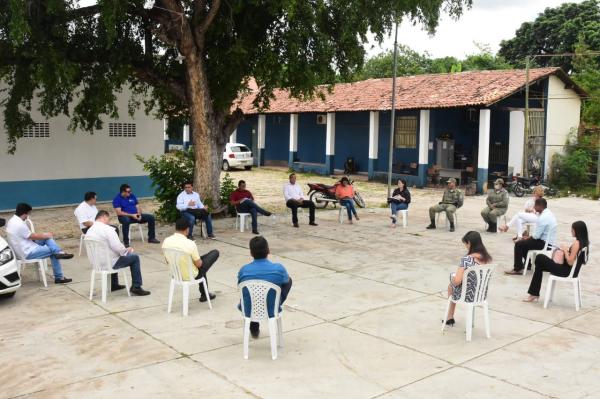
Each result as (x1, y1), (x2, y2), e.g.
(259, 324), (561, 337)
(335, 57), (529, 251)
(26, 239), (64, 279)
(340, 199), (358, 220)
(390, 202), (408, 224)
(237, 200), (269, 232)
(181, 209), (213, 237)
(113, 253), (143, 288)
(118, 214), (156, 246)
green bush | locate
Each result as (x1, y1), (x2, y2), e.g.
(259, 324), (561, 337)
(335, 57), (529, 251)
(219, 172), (237, 215)
(137, 150), (194, 222)
(550, 131), (595, 190)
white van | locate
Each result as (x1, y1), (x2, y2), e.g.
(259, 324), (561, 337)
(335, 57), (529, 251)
(223, 143), (253, 171)
(0, 218), (20, 298)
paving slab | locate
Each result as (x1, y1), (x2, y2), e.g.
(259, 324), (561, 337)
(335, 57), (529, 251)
(194, 322), (449, 399)
(559, 309), (600, 337)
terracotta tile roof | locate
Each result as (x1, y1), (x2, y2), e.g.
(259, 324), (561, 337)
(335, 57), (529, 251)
(236, 68), (583, 114)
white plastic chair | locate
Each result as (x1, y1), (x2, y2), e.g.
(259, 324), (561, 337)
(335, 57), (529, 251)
(389, 205), (408, 228)
(164, 248), (212, 316)
(523, 226), (556, 276)
(442, 264), (494, 341)
(437, 210), (458, 229)
(544, 247), (588, 311)
(235, 212), (251, 232)
(238, 280), (283, 360)
(338, 205), (347, 223)
(485, 214), (507, 232)
(84, 238), (130, 303)
(78, 231), (85, 256)
(5, 234), (48, 287)
(119, 222), (145, 243)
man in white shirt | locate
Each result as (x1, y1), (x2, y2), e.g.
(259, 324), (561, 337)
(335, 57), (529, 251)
(6, 203), (72, 284)
(283, 173), (317, 228)
(75, 192), (120, 235)
(84, 210), (150, 295)
(176, 181), (215, 239)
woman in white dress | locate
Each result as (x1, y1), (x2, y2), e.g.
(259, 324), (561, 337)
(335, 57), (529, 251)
(498, 186), (544, 240)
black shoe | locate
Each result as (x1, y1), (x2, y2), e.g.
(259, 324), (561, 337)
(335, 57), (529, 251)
(130, 286), (151, 296)
(207, 235), (216, 240)
(148, 238), (160, 244)
(55, 277), (72, 284)
(443, 318), (455, 327)
(264, 211), (272, 217)
(55, 253), (74, 260)
(449, 223), (455, 232)
(426, 223), (436, 229)
(199, 292), (216, 302)
(252, 230), (259, 235)
(293, 223), (299, 228)
(488, 224), (497, 233)
(250, 321), (260, 338)
(111, 284), (126, 292)
(309, 222), (318, 226)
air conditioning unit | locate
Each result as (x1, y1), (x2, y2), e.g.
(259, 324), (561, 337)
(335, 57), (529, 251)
(316, 114), (327, 125)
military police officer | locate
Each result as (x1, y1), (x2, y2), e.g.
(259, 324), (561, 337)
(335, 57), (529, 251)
(427, 178), (463, 232)
(481, 178), (509, 232)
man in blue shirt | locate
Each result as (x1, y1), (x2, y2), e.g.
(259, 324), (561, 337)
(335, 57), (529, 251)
(113, 184), (160, 246)
(238, 236), (292, 338)
(505, 198), (557, 275)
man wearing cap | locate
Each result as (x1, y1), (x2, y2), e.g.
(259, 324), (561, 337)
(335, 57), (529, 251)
(427, 178), (463, 232)
(481, 178), (509, 232)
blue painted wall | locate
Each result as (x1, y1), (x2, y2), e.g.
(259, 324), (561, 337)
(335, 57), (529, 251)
(236, 115), (256, 149)
(376, 110), (420, 172)
(265, 114), (290, 162)
(429, 108), (479, 169)
(297, 112), (326, 164)
(0, 175), (154, 211)
(334, 112), (370, 172)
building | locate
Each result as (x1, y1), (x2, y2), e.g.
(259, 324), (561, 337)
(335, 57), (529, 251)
(233, 68), (585, 193)
(0, 87), (164, 211)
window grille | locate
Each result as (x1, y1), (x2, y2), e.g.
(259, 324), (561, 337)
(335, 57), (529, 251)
(394, 116), (417, 149)
(109, 122), (137, 137)
(22, 123), (50, 138)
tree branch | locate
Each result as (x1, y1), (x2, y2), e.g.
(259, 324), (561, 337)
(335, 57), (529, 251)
(132, 65), (187, 104)
(66, 5), (101, 19)
(222, 108), (243, 137)
(194, 0), (221, 50)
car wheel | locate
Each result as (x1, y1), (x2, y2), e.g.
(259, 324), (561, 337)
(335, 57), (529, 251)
(222, 160), (230, 171)
(0, 291), (16, 299)
(244, 166), (252, 170)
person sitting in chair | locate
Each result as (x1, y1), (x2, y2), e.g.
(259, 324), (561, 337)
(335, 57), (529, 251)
(481, 178), (509, 233)
(230, 180), (272, 235)
(335, 177), (359, 224)
(75, 191), (119, 235)
(283, 173), (317, 228)
(498, 186), (544, 240)
(427, 178), (463, 232)
(176, 181), (216, 240)
(113, 184), (160, 246)
(388, 178), (411, 228)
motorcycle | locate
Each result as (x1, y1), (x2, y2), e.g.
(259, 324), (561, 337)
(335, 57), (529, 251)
(505, 175), (558, 197)
(307, 179), (366, 209)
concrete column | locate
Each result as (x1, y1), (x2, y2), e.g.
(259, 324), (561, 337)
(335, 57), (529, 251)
(289, 113), (298, 167)
(183, 124), (190, 150)
(368, 111), (379, 179)
(257, 114), (266, 166)
(229, 128), (237, 144)
(418, 110), (430, 187)
(325, 112), (336, 174)
(163, 119), (169, 152)
(508, 111), (525, 176)
(477, 109), (491, 193)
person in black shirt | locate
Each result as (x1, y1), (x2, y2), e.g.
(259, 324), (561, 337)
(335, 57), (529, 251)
(387, 179), (411, 228)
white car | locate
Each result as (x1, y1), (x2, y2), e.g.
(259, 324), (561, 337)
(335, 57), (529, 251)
(0, 218), (20, 298)
(223, 143), (253, 171)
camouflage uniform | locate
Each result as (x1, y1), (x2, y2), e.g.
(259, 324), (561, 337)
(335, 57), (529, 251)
(481, 188), (509, 224)
(429, 188), (464, 222)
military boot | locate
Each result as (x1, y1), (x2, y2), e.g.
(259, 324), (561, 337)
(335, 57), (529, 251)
(449, 222), (455, 232)
(426, 218), (436, 229)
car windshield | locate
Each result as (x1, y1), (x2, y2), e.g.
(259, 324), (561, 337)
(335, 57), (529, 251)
(231, 145), (250, 153)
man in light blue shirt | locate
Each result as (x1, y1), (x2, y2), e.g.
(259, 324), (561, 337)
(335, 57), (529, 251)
(238, 236), (292, 338)
(176, 181), (215, 239)
(506, 198), (556, 274)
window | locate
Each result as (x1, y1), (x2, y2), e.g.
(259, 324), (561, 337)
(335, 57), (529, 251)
(22, 123), (50, 138)
(109, 122), (137, 137)
(394, 116), (417, 149)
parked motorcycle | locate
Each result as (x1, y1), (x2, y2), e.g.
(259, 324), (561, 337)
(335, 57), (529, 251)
(307, 179), (365, 209)
(505, 175), (558, 197)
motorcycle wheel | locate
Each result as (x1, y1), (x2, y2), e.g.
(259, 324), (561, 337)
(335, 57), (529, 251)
(514, 183), (525, 197)
(310, 191), (329, 209)
(353, 192), (366, 208)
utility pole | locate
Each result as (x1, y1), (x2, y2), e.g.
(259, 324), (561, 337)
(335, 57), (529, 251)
(523, 56), (530, 177)
(597, 143), (600, 195)
(387, 20), (399, 198)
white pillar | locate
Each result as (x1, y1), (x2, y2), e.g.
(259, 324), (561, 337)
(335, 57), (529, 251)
(418, 110), (430, 165)
(326, 112), (336, 174)
(477, 109), (491, 193)
(229, 128), (237, 144)
(163, 119), (169, 140)
(289, 113), (298, 166)
(183, 124), (190, 147)
(508, 111), (525, 175)
(368, 111), (379, 178)
(257, 114), (266, 166)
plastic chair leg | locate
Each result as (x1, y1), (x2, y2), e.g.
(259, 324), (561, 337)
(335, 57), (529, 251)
(201, 279), (212, 309)
(483, 303), (491, 338)
(167, 280), (174, 313)
(101, 273), (108, 303)
(39, 260), (48, 287)
(573, 281), (580, 311)
(578, 280), (583, 309)
(239, 215), (246, 232)
(543, 279), (553, 308)
(268, 318), (278, 360)
(277, 317), (283, 348)
(138, 224), (145, 243)
(441, 298), (451, 333)
(243, 319), (251, 359)
(182, 284), (189, 316)
(79, 235), (84, 256)
(122, 271), (131, 297)
(523, 252), (534, 276)
(89, 270), (96, 300)
(338, 207), (345, 224)
(465, 305), (473, 341)
(402, 210), (407, 228)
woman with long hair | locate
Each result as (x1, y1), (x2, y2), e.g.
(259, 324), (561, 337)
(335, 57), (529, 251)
(444, 231), (492, 326)
(388, 178), (411, 228)
(335, 176), (359, 223)
(499, 185), (545, 240)
(523, 221), (589, 302)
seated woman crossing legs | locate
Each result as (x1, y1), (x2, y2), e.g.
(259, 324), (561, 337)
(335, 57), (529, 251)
(335, 177), (359, 223)
(388, 178), (411, 228)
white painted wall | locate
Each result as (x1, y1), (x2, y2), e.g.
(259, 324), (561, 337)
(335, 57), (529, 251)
(418, 110), (430, 165)
(545, 75), (582, 174)
(508, 111), (525, 175)
(0, 86), (163, 182)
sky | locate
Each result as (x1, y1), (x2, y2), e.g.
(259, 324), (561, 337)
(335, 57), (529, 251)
(365, 0), (587, 59)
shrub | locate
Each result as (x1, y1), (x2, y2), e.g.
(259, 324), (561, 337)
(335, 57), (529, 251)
(219, 172), (237, 215)
(550, 131), (596, 190)
(137, 150), (194, 222)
